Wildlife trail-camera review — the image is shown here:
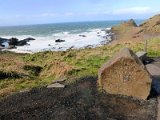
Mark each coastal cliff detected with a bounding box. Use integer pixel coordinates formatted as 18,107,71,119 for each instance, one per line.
111,14,160,43
0,14,160,120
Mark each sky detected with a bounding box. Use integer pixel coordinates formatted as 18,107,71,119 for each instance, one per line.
0,0,160,26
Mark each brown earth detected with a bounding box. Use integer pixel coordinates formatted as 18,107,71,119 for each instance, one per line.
0,76,157,120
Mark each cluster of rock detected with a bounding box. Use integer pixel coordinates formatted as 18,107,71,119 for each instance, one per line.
0,37,35,49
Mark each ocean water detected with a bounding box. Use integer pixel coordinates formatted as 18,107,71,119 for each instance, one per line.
0,20,144,53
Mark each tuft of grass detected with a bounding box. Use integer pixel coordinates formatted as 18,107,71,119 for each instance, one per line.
146,38,160,57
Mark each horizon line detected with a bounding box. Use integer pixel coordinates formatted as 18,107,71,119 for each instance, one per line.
0,18,146,28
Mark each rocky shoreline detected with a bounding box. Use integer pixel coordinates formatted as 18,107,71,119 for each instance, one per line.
0,29,114,53
0,37,35,50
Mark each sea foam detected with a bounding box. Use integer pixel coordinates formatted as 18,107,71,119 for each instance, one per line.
2,28,111,53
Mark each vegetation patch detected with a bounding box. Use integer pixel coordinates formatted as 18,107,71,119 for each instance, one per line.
23,65,42,76
0,37,160,97
0,71,23,79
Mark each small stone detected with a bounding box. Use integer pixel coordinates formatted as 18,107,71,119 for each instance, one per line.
55,39,65,42
79,35,86,37
47,83,65,88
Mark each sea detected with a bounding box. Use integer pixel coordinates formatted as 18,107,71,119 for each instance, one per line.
0,20,144,53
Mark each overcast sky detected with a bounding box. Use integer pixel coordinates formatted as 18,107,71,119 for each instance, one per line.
0,0,160,26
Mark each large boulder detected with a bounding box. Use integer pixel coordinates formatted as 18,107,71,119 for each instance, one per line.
98,48,152,100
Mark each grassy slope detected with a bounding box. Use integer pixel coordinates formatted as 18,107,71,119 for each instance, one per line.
0,37,160,97
1,14,160,97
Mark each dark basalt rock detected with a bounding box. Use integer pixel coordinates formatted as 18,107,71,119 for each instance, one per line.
0,37,8,44
17,40,28,46
55,39,65,42
8,38,19,46
0,37,36,48
23,37,35,42
79,35,86,37
1,44,5,47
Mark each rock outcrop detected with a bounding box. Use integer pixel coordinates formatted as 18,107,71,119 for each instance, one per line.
8,38,19,46
111,19,137,32
98,48,152,100
125,19,137,27
0,37,8,44
111,19,140,41
0,37,36,49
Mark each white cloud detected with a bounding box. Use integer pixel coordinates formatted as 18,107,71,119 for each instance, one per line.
64,12,74,16
40,13,57,17
84,11,110,16
113,7,151,15
39,12,74,17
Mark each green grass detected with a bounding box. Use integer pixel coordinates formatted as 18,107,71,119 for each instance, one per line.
0,38,160,97
147,38,160,57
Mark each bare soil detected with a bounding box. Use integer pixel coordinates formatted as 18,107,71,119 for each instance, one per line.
0,76,157,120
